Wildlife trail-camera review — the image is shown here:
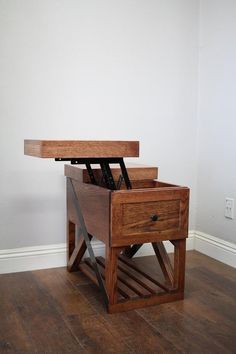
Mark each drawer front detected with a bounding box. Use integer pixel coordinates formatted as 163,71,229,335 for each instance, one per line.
111,188,189,246
122,200,180,234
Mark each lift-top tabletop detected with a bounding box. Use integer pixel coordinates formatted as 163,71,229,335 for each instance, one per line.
24,140,139,158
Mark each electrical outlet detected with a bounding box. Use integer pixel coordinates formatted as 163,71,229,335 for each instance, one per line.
225,198,234,219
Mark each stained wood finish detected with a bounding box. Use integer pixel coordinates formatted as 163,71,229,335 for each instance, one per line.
67,230,92,273
111,187,189,247
122,199,180,233
24,140,139,158
67,178,111,245
24,139,190,314
1,252,235,353
65,163,158,183
66,177,189,247
67,220,75,261
118,255,171,292
79,258,133,300
66,170,189,312
105,247,122,305
173,239,186,291
76,240,186,313
152,241,174,286
109,292,184,313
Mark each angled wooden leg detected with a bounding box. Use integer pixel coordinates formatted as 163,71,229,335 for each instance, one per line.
152,242,174,287
105,247,122,307
67,225,92,272
172,239,186,292
67,220,76,262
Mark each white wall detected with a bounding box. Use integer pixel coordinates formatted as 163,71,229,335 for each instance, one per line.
196,0,236,243
0,0,199,250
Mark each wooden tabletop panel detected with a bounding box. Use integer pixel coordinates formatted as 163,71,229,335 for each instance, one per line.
24,140,139,158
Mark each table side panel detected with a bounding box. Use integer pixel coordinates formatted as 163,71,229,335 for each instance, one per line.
67,179,111,245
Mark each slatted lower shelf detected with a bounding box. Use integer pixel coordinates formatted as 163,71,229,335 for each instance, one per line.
79,255,174,302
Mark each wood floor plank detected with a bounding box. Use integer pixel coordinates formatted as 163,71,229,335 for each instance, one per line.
76,283,181,353
137,303,232,354
0,274,33,354
35,267,133,354
0,271,84,354
65,314,134,354
172,295,236,350
190,265,236,300
0,251,236,354
34,267,96,319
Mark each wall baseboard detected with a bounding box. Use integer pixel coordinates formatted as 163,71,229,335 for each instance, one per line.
0,231,235,274
0,244,67,275
194,231,236,268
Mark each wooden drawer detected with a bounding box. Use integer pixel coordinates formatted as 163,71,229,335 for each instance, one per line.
111,181,189,247
67,174,189,247
122,199,181,234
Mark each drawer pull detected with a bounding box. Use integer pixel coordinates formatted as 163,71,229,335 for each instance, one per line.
150,214,158,221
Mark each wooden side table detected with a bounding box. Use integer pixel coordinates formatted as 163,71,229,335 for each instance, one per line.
24,139,189,313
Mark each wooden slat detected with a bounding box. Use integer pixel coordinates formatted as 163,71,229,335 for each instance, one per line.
119,255,171,292
96,257,151,298
24,140,139,158
92,260,132,300
117,261,156,295
82,259,135,300
108,292,184,314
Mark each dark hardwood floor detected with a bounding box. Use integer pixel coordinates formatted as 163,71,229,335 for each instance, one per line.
0,251,235,354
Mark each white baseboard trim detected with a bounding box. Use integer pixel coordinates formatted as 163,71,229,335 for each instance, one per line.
0,231,235,274
0,244,67,275
194,231,236,268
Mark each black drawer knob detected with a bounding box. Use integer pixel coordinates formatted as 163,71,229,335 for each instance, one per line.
150,214,158,221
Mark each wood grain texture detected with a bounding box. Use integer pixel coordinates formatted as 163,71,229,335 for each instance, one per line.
76,237,186,313
152,241,174,286
173,238,186,291
81,258,135,300
67,233,92,273
64,163,158,182
122,199,181,234
105,248,123,305
67,220,75,261
65,168,189,312
24,140,139,158
111,187,189,247
108,291,184,313
67,178,111,245
1,252,236,353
